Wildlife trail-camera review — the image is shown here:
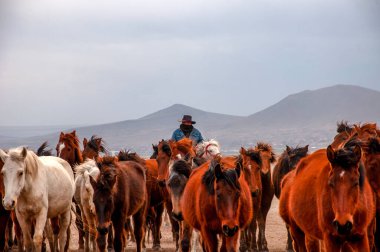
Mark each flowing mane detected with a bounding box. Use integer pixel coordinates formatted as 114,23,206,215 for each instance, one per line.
117,150,146,166
74,159,99,177
86,135,108,154
36,142,53,156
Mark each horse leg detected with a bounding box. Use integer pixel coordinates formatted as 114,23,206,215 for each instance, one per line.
258,173,274,252
5,213,13,251
16,215,32,252
11,212,23,252
288,224,306,252
33,209,48,252
0,206,11,252
107,224,114,252
50,217,60,252
64,212,71,252
165,200,180,250
152,203,164,250
44,220,54,252
285,225,294,252
374,210,380,251
112,219,125,252
58,210,71,252
75,203,85,250
180,221,193,252
80,206,90,252
305,236,319,252
132,204,146,252
200,228,218,252
87,214,97,251
323,234,342,252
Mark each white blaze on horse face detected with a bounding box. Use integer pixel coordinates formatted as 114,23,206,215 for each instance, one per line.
248,164,252,170
2,159,26,210
58,142,65,157
339,171,345,179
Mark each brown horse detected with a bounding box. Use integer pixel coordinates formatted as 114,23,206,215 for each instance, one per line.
181,156,253,252
238,147,264,252
254,142,275,252
272,145,308,252
117,150,166,250
82,135,107,160
56,130,84,250
280,138,376,251
90,157,147,252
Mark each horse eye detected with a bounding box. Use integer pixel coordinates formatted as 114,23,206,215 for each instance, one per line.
353,181,359,187
18,171,23,177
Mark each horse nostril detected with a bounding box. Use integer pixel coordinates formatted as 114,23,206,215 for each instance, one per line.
171,212,183,222
233,226,239,233
251,189,260,197
332,220,353,235
222,225,229,234
345,221,353,231
97,227,108,235
158,180,166,187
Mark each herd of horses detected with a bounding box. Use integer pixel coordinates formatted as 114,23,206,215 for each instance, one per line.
0,121,379,252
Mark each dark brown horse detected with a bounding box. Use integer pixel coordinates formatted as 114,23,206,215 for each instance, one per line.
280,137,376,251
56,130,84,250
272,145,308,252
90,157,147,252
82,135,107,160
254,142,276,252
181,156,253,251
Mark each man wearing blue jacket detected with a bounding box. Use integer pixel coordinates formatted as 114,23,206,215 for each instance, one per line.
171,115,204,145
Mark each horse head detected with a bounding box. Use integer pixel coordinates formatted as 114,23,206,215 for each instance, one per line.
196,139,221,160
202,156,242,237
83,135,107,160
0,147,30,210
326,140,364,236
167,159,192,222
239,147,262,197
56,130,83,166
286,145,309,169
255,142,276,174
156,139,172,187
90,156,118,239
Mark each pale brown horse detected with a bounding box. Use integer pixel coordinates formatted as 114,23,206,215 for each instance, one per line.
90,157,147,252
181,156,253,252
280,137,376,251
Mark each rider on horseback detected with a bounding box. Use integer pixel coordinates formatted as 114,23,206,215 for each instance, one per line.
171,115,204,145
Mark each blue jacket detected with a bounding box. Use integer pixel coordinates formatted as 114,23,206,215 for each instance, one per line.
171,128,204,145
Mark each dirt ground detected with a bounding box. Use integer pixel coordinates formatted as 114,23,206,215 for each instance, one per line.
68,197,288,252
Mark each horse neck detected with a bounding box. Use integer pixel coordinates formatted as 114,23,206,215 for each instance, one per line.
23,152,45,192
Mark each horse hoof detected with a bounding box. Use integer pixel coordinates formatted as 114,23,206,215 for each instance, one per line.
107,248,115,252
286,250,295,252
152,244,161,251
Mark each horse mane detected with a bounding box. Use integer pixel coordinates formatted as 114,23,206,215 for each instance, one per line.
9,148,39,179
332,139,362,169
171,160,192,178
176,139,193,154
86,135,108,154
276,145,308,180
74,159,98,177
160,141,172,156
337,121,353,133
117,150,145,165
195,139,220,155
256,142,276,162
202,159,241,195
36,142,53,156
243,148,262,165
95,156,118,191
192,156,207,167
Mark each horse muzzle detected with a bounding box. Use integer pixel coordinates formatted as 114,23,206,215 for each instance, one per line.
2,198,16,211
222,225,239,237
97,226,109,235
171,212,183,222
332,220,353,235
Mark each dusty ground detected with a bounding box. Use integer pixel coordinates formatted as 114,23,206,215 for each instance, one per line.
68,197,287,252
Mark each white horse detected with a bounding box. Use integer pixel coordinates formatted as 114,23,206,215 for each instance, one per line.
0,147,74,252
74,159,99,252
195,139,221,160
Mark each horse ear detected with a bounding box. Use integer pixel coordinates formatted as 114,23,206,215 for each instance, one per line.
326,145,335,164
213,162,223,180
71,130,76,136
60,132,64,139
240,147,246,155
303,145,309,152
270,152,276,163
21,147,27,159
83,138,88,148
96,138,102,147
0,149,9,163
286,145,291,153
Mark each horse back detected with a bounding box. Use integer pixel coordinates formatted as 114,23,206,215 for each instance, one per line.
117,161,147,217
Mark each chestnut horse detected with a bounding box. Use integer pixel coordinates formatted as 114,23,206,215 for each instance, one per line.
280,138,376,251
238,147,264,252
56,130,84,250
90,157,147,252
181,156,252,252
82,135,107,160
272,145,308,252
117,150,166,250
254,142,276,252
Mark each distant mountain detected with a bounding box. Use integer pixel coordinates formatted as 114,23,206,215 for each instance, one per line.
1,85,379,155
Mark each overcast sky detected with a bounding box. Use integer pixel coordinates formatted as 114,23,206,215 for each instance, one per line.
0,0,379,126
